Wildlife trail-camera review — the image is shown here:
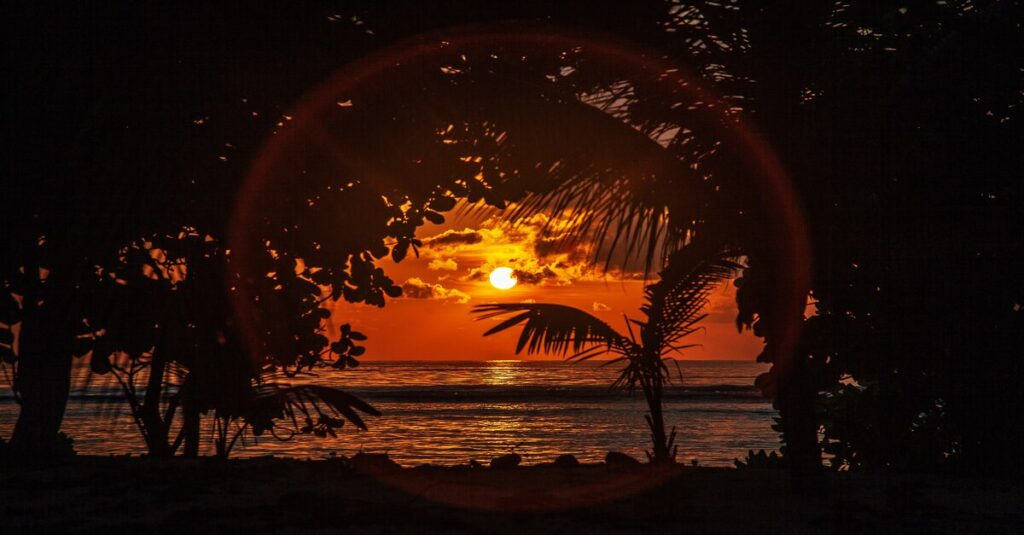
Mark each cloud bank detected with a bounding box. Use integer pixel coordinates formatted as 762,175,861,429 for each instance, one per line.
421,212,643,287
400,277,470,304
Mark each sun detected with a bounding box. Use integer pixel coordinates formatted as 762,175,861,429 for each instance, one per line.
489,267,518,290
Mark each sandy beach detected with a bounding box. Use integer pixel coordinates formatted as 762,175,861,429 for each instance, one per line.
2,456,1020,533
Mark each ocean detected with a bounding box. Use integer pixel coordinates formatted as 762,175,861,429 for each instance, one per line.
0,360,779,466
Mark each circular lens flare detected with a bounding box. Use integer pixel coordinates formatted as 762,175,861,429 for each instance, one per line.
489,267,518,290
230,23,811,512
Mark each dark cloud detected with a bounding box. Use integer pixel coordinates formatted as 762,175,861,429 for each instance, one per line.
533,236,587,262
465,265,558,285
464,268,488,282
532,236,564,258
513,266,559,285
424,229,483,247
400,277,469,303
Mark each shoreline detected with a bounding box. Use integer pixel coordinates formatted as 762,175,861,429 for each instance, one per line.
2,455,1020,533
0,361,778,467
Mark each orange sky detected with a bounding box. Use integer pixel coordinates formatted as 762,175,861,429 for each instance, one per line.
327,207,764,361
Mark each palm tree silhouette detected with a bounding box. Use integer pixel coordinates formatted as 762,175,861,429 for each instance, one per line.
473,244,739,463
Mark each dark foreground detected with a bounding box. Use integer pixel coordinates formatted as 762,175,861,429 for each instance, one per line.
2,456,1021,534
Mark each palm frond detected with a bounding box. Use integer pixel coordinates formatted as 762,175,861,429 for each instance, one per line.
253,383,380,431
472,303,629,357
640,244,743,353
455,79,710,279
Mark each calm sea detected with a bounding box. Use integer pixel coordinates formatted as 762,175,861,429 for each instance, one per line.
0,360,778,466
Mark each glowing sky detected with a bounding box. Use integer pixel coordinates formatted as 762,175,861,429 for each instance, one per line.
327,208,763,361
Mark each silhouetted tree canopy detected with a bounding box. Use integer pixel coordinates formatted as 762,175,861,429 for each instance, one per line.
2,1,1020,478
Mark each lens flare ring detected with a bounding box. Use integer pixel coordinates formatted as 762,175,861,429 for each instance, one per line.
228,23,810,511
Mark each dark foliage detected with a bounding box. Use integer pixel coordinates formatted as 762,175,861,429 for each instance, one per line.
734,449,785,470
2,1,1019,479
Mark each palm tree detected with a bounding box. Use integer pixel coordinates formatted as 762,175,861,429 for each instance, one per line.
473,245,740,464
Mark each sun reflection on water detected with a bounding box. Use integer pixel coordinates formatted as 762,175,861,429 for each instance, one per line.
0,360,778,466
482,359,524,386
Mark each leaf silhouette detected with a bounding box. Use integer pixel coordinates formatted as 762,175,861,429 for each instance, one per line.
473,303,629,357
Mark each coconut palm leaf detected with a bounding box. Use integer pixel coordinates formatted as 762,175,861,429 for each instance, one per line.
251,383,381,432
473,303,630,357
415,66,717,278
641,244,743,353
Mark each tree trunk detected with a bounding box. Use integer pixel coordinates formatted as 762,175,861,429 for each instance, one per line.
643,372,673,464
646,405,670,462
8,298,75,460
777,356,822,488
180,375,201,457
138,348,171,456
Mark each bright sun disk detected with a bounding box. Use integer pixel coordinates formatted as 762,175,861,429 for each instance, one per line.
489,267,518,290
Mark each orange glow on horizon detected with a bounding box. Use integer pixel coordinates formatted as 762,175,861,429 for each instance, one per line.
326,210,764,361
230,27,808,366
